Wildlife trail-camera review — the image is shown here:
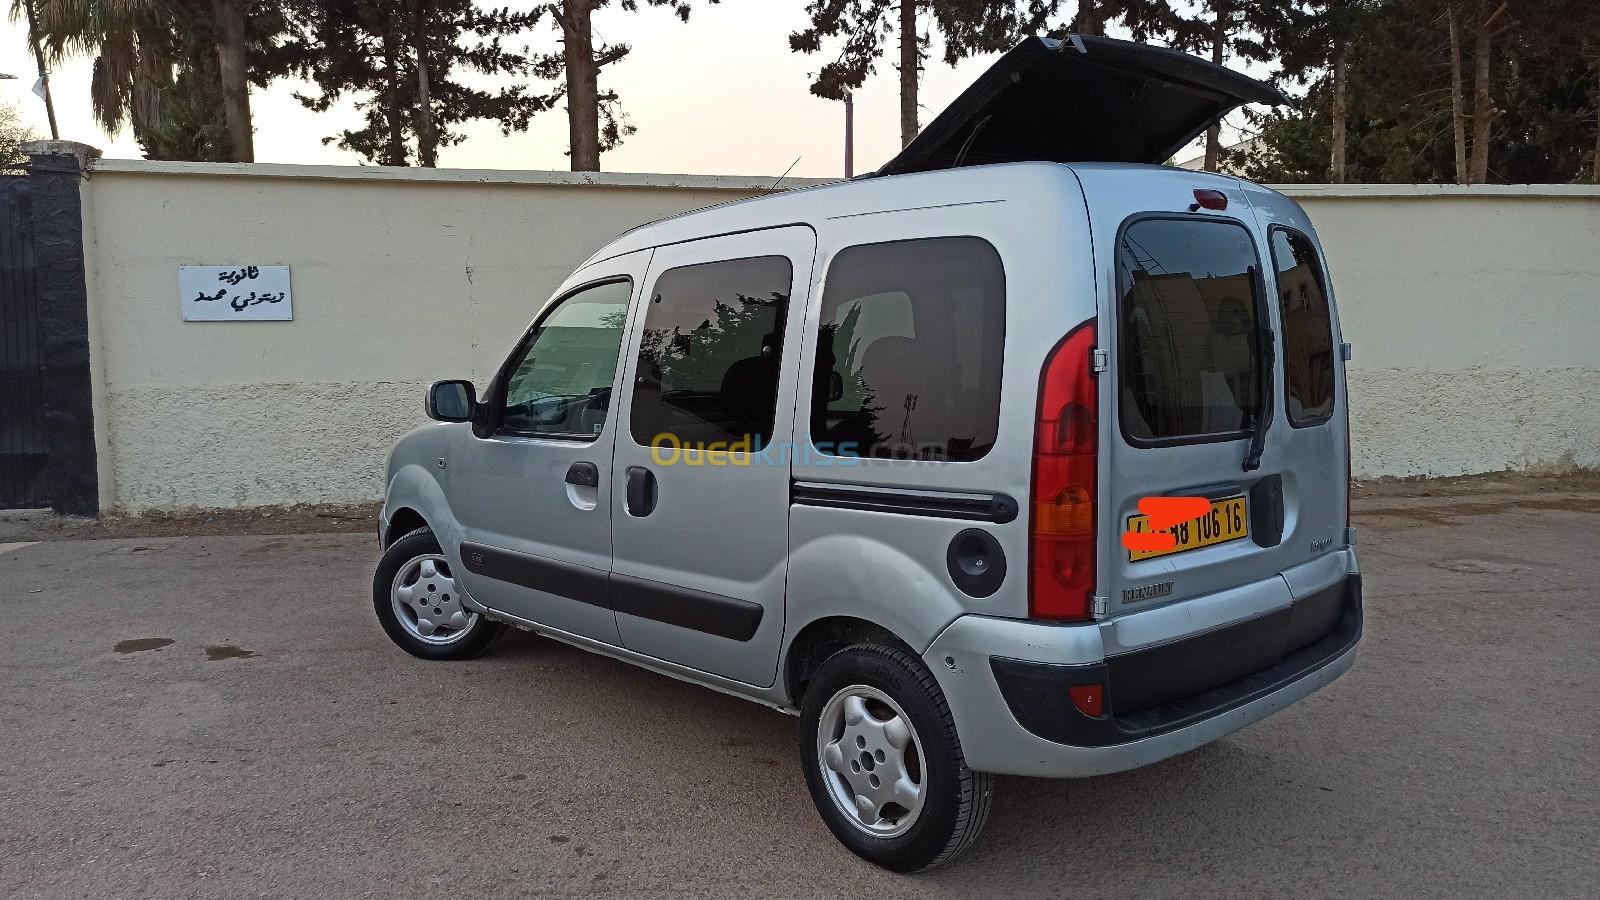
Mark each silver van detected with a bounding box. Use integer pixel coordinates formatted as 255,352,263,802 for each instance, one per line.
373,36,1361,871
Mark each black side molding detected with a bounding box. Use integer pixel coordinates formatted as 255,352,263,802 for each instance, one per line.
460,543,612,609
456,542,763,642
610,573,764,642
792,483,1018,524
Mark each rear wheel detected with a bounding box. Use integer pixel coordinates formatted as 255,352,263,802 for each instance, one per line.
799,643,993,872
373,527,501,660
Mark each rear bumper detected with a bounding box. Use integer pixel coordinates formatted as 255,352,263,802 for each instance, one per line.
925,572,1361,778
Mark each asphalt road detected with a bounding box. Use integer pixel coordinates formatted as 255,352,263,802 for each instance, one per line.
2,487,1596,898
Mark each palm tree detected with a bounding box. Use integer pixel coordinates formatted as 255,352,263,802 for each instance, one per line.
19,0,175,137
22,0,258,161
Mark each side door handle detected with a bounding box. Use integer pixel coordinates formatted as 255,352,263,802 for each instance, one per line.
565,461,600,488
625,466,657,517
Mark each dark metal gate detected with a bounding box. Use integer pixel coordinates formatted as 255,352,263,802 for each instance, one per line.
1,175,48,508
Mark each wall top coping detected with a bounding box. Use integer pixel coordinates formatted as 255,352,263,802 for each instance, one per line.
88,158,1600,200
89,158,837,192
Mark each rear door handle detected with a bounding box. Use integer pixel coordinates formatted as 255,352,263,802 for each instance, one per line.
625,466,657,517
565,461,599,488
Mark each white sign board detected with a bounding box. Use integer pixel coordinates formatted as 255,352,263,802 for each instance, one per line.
180,265,293,321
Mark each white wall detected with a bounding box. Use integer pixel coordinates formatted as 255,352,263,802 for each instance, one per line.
80,162,807,511
1290,184,1600,479
78,163,1600,511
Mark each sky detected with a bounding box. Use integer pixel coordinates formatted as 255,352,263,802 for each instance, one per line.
1,3,1247,179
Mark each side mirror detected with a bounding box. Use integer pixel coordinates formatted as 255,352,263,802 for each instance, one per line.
828,370,845,402
427,380,477,422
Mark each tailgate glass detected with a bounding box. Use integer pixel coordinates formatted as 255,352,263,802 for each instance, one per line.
1269,228,1336,426
1117,218,1263,444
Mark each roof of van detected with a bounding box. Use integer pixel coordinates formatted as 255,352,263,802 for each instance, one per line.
580,36,1287,268
580,162,1250,268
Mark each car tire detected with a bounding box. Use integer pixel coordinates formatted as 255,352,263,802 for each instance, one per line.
799,642,993,872
373,526,501,660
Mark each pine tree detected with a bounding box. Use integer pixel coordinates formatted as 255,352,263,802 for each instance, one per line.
288,0,552,167
527,1,717,172
790,1,1061,151
1168,1,1290,171
1240,0,1599,184
1056,0,1182,39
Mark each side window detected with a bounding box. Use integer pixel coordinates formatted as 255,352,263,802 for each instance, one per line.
629,256,792,451
811,237,1005,461
500,279,633,439
1118,218,1262,443
1269,228,1336,426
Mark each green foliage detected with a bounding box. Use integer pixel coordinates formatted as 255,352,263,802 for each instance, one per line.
790,0,1060,102
135,57,232,162
25,0,291,161
1,100,36,171
1242,0,1600,183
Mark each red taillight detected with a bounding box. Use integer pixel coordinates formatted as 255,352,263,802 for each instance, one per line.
1029,322,1097,621
1192,188,1228,210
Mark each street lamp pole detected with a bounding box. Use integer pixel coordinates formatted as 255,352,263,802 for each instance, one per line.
22,0,61,140
844,91,854,178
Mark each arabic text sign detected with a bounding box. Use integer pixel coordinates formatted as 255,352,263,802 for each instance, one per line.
180,265,293,321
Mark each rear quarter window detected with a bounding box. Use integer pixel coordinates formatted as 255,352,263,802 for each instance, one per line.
1117,217,1263,444
810,237,1005,461
1269,228,1337,426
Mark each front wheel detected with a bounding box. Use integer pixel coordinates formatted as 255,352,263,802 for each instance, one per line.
799,643,993,872
373,526,501,660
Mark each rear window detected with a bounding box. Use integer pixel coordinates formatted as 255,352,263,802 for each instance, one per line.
1269,228,1336,426
810,237,1005,461
1118,218,1262,444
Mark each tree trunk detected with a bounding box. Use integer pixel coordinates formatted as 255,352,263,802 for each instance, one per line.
1447,4,1468,183
1468,1,1494,184
1330,38,1347,183
22,0,59,140
382,9,406,166
1593,74,1600,183
561,0,601,171
1075,0,1104,35
1204,3,1226,171
899,0,919,149
211,0,253,163
414,2,437,168
1590,51,1599,183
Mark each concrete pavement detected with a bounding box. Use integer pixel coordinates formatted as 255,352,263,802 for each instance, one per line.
1,488,1596,898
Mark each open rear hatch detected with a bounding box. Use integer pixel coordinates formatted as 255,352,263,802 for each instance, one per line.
875,35,1288,176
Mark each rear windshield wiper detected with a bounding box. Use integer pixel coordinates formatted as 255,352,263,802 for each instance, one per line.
1243,324,1274,472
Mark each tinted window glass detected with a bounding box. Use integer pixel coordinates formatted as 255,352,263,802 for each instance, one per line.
811,237,1004,461
1270,229,1336,425
501,279,632,438
1118,219,1261,442
630,256,791,450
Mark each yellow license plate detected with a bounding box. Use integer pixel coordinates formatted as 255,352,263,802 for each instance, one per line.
1125,496,1249,561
